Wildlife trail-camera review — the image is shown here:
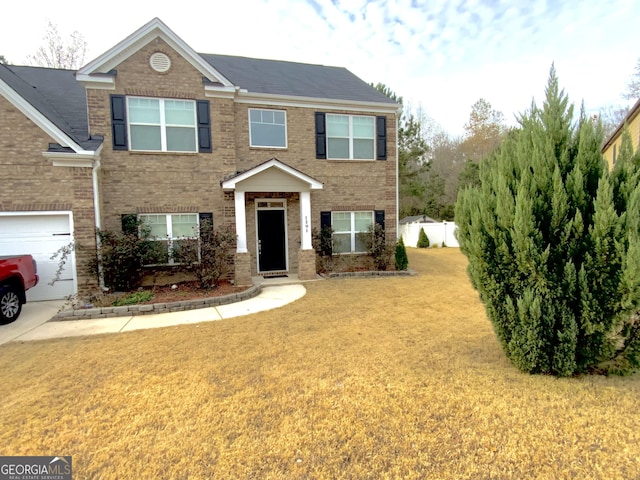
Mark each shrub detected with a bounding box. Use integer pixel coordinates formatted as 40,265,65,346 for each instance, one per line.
455,66,640,376
173,221,236,290
417,228,430,248
364,223,395,271
395,237,409,270
93,222,161,292
312,225,334,257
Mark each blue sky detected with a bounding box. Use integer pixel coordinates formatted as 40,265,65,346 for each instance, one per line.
2,0,639,135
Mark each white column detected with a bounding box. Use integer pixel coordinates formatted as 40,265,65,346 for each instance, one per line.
234,190,248,253
300,191,312,250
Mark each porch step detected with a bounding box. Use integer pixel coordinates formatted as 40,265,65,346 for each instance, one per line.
261,271,288,278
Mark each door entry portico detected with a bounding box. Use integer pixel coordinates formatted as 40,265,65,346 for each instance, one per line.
256,200,287,272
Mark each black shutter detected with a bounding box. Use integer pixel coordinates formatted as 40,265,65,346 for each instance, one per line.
375,210,385,243
121,214,138,235
376,116,387,160
110,95,128,150
315,112,326,159
199,212,213,238
197,100,212,153
320,211,332,256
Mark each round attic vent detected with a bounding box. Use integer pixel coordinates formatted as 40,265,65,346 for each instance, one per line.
150,52,171,73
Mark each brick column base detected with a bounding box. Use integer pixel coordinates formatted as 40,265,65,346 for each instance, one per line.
235,251,253,286
298,249,317,281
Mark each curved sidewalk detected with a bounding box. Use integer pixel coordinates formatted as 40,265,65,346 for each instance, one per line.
10,284,306,343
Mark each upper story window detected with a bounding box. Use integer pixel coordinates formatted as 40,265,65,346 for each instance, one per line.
326,114,375,160
249,108,287,148
315,112,386,161
128,97,197,152
110,95,212,153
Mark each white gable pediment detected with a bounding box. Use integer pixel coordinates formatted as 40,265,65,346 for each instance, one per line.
76,18,234,88
222,158,323,192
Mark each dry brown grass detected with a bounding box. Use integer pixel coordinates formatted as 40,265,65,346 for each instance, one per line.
2,248,640,479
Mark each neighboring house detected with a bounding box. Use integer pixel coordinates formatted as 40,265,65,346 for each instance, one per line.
399,215,436,225
0,18,399,300
602,97,640,169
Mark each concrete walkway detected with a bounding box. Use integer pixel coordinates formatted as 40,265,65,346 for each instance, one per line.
4,284,306,344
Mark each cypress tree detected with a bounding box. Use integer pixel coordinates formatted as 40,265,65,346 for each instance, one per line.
395,237,409,271
417,228,430,248
455,66,640,375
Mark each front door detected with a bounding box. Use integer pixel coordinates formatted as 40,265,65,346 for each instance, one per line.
257,203,287,272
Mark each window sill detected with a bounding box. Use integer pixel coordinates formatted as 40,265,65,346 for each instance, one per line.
249,146,288,150
127,151,199,156
326,158,376,162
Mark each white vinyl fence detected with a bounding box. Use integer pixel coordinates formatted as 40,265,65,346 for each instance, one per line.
400,221,459,248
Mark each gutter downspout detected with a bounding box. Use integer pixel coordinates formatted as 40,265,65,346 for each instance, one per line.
396,105,401,240
92,156,105,290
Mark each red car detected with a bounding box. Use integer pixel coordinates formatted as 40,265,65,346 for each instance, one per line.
0,255,39,324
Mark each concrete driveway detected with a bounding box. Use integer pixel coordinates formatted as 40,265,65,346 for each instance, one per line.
0,300,66,346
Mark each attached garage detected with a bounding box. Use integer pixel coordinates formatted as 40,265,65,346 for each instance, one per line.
0,212,76,301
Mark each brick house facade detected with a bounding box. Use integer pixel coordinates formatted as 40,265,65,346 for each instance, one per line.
0,18,398,300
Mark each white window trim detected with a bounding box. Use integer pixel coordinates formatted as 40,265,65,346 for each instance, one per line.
255,198,289,273
139,213,199,265
248,108,288,149
332,210,374,254
127,97,197,153
326,114,375,160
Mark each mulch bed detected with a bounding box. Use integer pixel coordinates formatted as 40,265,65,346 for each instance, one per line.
138,281,248,304
85,281,251,308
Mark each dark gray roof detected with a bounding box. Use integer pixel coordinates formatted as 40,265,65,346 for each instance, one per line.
0,64,95,149
0,54,395,153
201,53,396,104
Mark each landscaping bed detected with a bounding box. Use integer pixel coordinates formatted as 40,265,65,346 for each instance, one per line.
53,281,258,321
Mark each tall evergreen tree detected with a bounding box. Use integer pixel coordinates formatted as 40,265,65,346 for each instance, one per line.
455,66,640,376
372,83,430,218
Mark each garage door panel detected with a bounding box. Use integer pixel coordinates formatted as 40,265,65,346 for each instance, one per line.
0,214,76,301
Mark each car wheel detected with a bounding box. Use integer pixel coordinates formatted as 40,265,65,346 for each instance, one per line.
0,285,23,324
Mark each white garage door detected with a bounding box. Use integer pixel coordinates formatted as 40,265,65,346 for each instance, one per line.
0,213,76,301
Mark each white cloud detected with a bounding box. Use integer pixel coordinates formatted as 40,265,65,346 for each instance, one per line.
1,0,639,135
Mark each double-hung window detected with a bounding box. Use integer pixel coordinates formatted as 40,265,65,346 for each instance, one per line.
139,213,199,264
326,114,375,160
331,211,374,254
128,97,197,152
249,109,287,148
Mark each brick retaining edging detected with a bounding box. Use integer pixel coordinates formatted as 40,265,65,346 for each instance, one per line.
325,269,416,279
51,285,263,321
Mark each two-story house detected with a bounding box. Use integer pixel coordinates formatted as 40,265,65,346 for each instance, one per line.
0,18,399,301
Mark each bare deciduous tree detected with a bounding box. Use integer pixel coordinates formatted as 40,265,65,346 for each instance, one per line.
598,104,630,139
623,57,640,101
27,21,87,70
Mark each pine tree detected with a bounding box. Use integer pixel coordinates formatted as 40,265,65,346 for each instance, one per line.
455,66,640,376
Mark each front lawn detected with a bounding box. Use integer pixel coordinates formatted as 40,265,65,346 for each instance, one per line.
1,248,639,478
